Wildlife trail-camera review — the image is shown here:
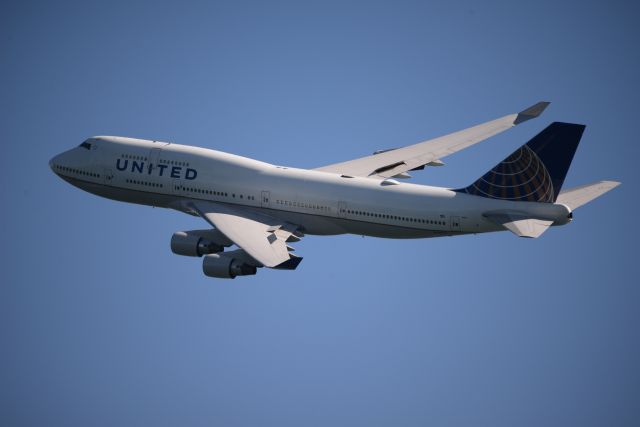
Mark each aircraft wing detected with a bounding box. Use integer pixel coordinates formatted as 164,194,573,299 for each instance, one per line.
187,200,302,268
314,101,550,179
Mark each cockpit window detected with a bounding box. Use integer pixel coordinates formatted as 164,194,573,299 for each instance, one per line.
79,141,92,150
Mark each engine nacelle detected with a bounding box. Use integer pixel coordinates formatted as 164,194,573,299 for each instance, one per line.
202,254,257,279
171,230,225,257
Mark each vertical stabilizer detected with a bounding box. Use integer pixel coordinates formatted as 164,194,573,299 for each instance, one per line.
456,122,585,203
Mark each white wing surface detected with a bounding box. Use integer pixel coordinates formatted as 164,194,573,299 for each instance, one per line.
499,218,553,238
484,212,553,238
556,181,621,210
188,200,301,268
314,101,550,179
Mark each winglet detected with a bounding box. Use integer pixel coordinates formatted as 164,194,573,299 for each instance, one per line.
514,101,551,125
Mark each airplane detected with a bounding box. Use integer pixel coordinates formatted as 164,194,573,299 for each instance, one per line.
50,102,620,278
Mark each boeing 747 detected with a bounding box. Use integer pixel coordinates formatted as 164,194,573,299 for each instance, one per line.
50,102,619,278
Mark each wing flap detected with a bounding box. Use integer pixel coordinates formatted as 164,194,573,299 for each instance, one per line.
314,101,550,179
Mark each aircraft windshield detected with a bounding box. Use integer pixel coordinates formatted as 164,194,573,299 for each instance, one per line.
79,141,92,150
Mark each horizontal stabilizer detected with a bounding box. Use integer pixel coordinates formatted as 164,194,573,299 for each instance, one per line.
502,218,553,238
556,181,621,210
484,212,553,238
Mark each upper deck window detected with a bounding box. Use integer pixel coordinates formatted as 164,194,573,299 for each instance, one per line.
79,141,92,150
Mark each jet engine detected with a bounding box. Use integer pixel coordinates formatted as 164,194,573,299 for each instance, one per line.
170,229,231,257
202,254,257,279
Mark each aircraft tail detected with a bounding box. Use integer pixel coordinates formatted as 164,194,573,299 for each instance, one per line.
456,122,585,203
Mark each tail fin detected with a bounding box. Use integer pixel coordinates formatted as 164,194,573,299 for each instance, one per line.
456,122,585,203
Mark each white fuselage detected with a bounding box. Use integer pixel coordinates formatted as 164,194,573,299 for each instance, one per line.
50,136,572,238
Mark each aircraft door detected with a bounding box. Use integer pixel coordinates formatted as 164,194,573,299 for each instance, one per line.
173,179,182,195
103,168,114,184
338,201,347,218
149,148,161,169
450,216,461,231
88,142,98,165
261,191,270,208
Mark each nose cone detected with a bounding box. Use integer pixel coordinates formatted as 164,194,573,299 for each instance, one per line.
49,154,59,172
49,148,78,176
49,152,68,175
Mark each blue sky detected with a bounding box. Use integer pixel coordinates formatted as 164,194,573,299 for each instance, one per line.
1,1,638,426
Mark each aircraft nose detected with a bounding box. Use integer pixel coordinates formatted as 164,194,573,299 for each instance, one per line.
49,150,74,174
49,153,63,172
